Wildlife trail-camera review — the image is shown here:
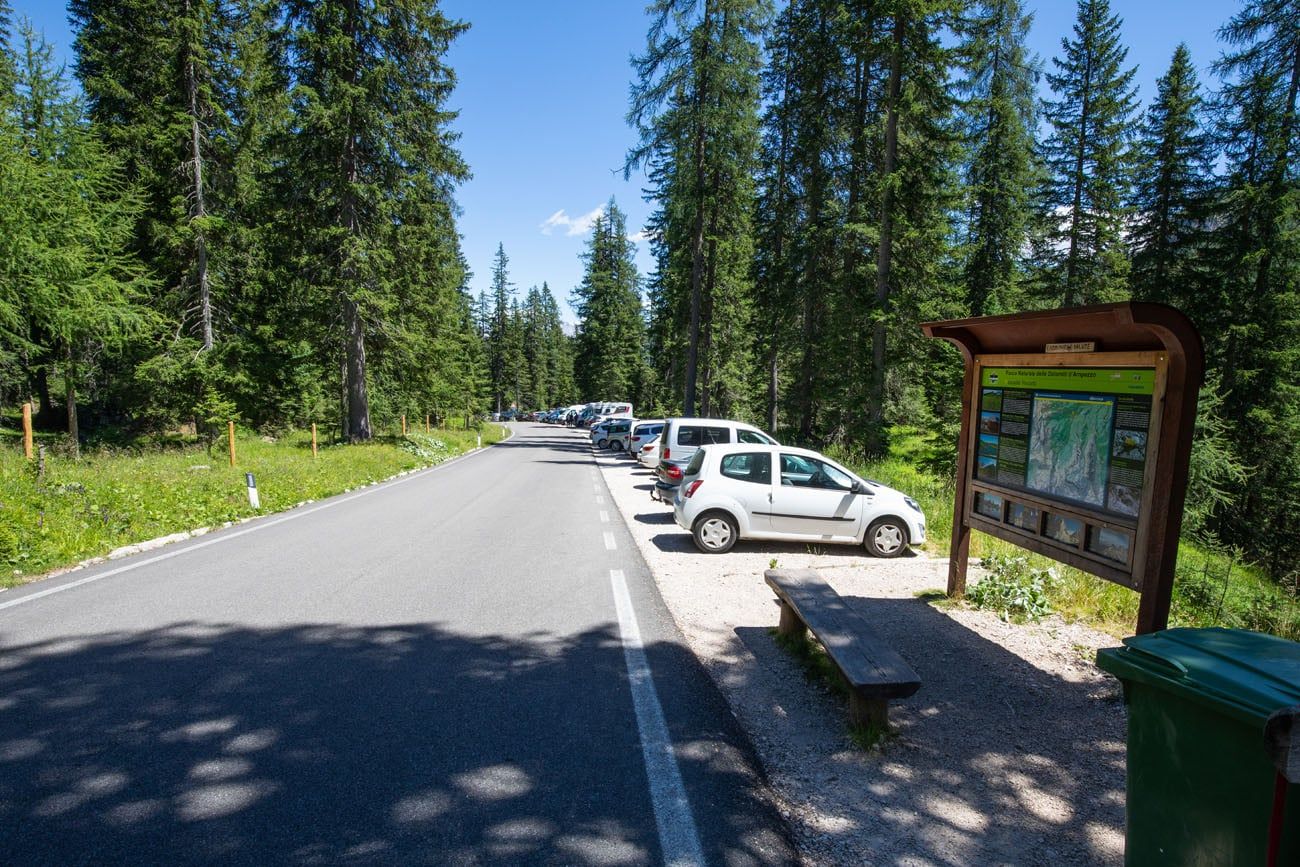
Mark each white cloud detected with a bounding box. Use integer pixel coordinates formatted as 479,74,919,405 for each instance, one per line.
539,205,605,237
627,230,654,244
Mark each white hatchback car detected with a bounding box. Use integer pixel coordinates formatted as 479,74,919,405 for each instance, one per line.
672,443,926,557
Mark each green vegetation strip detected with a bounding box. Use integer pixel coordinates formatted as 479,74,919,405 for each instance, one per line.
0,426,505,588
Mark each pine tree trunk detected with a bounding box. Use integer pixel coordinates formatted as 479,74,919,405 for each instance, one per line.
185,0,213,351
64,342,79,459
683,0,714,417
868,15,904,458
343,295,371,442
1064,45,1094,307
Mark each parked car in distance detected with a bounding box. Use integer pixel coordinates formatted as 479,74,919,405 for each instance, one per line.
636,435,661,468
672,443,925,557
590,418,622,448
624,420,664,457
653,418,777,502
600,419,640,451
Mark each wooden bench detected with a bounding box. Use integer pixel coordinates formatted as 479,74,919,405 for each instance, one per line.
765,568,921,729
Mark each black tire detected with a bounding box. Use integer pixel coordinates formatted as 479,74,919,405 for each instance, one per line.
610,440,624,452
692,511,739,554
597,438,609,449
864,517,909,558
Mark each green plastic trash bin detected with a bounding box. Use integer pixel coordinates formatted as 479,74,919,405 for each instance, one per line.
1097,627,1300,866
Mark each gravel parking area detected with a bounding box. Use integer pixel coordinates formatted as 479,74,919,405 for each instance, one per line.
587,434,1127,866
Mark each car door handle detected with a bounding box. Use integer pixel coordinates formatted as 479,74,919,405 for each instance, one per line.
767,492,773,502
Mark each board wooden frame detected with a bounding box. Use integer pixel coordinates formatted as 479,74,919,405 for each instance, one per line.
921,303,1203,634
963,351,1166,591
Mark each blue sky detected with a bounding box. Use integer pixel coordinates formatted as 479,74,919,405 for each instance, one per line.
15,1,1238,327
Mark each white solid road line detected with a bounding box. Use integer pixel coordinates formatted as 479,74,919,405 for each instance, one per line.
0,445,492,614
608,569,706,867
603,531,617,551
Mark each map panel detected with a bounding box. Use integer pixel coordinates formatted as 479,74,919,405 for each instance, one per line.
976,366,1154,519
1026,394,1113,507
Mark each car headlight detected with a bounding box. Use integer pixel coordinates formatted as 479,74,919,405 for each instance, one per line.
904,496,922,513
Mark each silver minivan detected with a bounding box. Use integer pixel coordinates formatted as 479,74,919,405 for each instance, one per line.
652,417,777,501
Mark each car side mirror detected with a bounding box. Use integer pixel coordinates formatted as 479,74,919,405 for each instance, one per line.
852,481,870,495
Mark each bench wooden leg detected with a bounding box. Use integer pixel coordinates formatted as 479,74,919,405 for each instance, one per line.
849,694,888,730
777,600,806,642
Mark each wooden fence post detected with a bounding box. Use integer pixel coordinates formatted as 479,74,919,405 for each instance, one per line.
401,414,407,436
425,414,430,433
228,420,236,467
22,402,33,460
311,423,318,458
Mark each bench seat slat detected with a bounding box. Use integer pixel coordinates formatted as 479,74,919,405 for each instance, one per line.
766,568,920,701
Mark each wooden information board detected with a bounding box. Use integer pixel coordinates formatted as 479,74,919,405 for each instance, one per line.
922,303,1203,633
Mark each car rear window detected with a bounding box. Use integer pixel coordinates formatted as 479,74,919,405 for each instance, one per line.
680,425,731,446
737,428,776,445
685,448,707,476
720,452,771,485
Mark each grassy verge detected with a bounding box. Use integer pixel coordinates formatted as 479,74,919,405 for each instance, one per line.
0,424,506,588
838,426,1300,641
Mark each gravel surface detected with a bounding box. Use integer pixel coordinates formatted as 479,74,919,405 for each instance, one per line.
591,439,1127,867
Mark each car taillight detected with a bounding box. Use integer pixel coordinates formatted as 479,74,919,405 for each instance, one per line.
666,464,683,481
684,480,703,498
663,447,670,459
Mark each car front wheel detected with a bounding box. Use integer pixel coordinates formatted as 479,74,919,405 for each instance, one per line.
693,511,738,554
597,438,609,449
865,518,908,558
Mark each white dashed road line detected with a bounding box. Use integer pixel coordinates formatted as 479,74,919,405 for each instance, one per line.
603,531,617,551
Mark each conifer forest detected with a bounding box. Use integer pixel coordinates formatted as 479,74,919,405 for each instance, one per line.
2,0,1299,597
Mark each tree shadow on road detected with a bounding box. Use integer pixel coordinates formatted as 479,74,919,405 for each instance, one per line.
0,622,793,866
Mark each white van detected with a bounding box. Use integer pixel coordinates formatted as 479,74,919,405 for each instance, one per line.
652,417,777,501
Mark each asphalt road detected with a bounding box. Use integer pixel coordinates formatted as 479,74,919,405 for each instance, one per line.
0,423,796,866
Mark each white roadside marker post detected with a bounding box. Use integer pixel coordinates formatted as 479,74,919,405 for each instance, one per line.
245,472,261,510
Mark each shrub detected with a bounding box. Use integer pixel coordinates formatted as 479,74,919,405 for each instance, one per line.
969,553,1057,622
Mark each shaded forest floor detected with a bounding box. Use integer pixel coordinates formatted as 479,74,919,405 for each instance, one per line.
844,426,1300,642
0,422,506,587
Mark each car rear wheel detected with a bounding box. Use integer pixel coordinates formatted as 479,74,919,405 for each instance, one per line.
610,440,623,452
597,438,609,449
693,511,738,554
865,518,908,558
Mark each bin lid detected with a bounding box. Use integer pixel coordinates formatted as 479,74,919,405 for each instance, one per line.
1097,627,1300,726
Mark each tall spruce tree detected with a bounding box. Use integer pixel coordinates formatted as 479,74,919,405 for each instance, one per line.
487,243,513,413
956,0,1040,316
1207,0,1300,574
282,0,468,441
70,0,230,351
1129,44,1213,308
572,200,645,402
1038,0,1137,307
627,0,769,417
